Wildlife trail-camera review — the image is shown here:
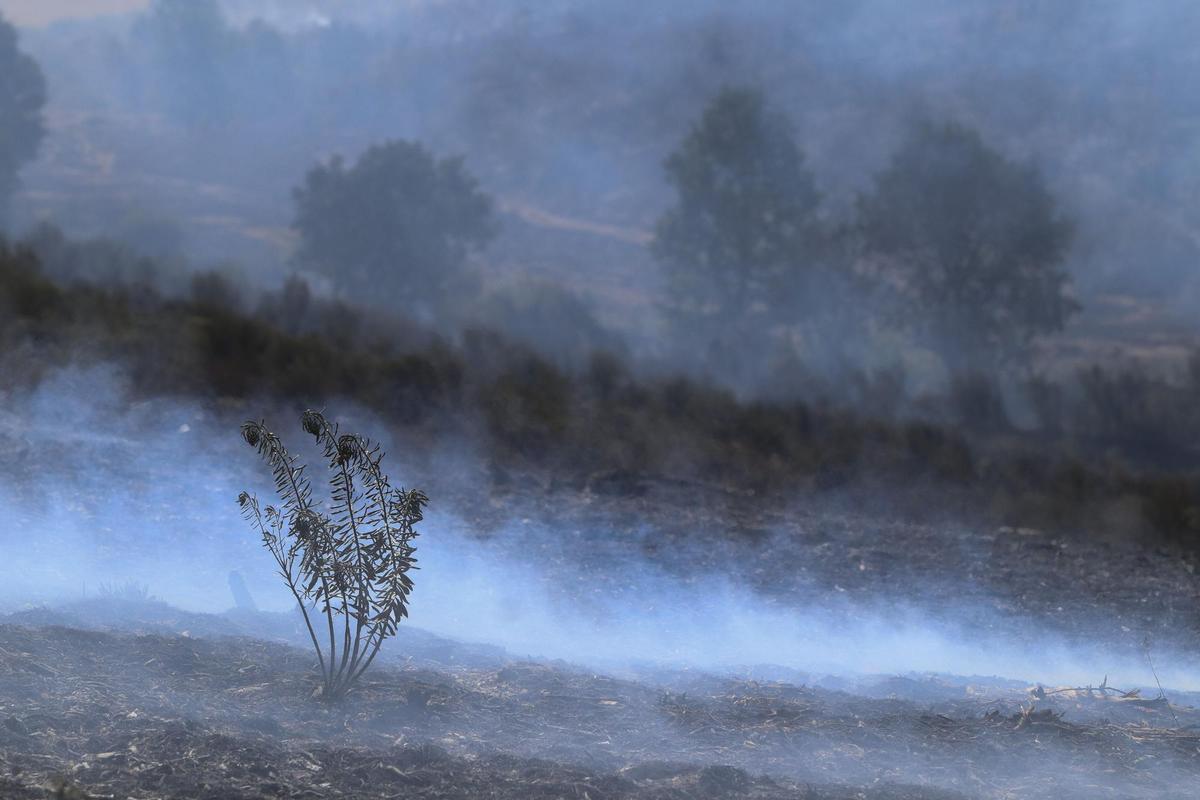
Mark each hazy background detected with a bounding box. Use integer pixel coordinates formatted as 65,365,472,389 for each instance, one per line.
0,0,148,27
2,0,1200,699
4,0,1200,368
5,364,1198,695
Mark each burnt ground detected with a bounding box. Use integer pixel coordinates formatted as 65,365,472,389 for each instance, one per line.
450,471,1200,661
3,431,1200,798
0,599,1198,800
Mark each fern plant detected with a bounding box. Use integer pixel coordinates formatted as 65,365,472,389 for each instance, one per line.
237,409,426,700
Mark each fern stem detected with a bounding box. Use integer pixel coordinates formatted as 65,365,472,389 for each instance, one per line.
274,439,339,693
348,627,387,686
331,448,369,691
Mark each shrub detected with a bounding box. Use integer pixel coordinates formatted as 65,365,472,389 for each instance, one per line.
947,372,1010,433
97,580,154,603
482,356,571,456
238,410,427,700
292,139,494,315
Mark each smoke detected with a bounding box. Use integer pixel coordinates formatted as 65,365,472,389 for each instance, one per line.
3,364,1198,695
0,364,263,610
4,0,1195,407
4,9,1200,797
415,526,1200,691
14,1,1200,331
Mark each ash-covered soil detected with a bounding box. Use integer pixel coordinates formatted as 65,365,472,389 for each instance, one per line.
0,608,1197,800
4,412,1200,798
454,471,1200,659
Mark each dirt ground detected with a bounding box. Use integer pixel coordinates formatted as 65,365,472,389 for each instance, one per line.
450,472,1200,658
1,597,1198,800
3,436,1200,798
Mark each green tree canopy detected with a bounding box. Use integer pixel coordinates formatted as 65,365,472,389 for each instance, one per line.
857,122,1076,371
292,140,495,318
651,87,825,366
0,12,47,224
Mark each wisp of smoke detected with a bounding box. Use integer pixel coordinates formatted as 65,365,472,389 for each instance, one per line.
2,365,1198,694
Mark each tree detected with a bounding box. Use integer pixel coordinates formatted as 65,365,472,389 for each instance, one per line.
133,0,233,124
651,87,825,370
0,12,47,225
292,140,495,319
471,281,625,366
239,410,426,700
857,122,1076,372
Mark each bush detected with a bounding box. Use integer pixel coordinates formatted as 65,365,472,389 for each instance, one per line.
482,356,572,456
97,580,155,603
947,372,1010,433
238,410,427,700
8,236,1200,550
292,140,494,316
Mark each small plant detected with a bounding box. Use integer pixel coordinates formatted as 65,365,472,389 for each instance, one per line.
96,580,154,603
238,409,426,700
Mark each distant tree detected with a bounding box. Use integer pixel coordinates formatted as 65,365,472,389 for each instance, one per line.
292,140,495,319
133,0,232,124
0,13,47,225
471,281,625,366
857,122,1076,372
651,87,825,369
234,20,296,118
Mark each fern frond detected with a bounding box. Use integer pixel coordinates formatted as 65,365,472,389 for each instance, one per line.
239,409,425,700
